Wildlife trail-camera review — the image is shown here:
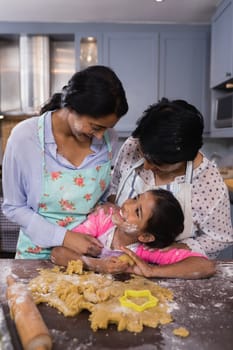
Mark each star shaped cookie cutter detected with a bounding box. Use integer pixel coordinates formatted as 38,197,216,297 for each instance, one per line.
119,289,158,312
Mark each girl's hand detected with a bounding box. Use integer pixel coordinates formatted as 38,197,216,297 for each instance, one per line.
63,230,103,257
120,246,155,278
83,256,129,274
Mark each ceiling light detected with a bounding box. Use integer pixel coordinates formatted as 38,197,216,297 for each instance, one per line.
155,0,164,2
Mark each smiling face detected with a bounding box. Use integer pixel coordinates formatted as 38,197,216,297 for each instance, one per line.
68,110,119,141
113,192,157,235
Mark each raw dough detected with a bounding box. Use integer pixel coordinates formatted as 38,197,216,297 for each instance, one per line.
29,260,174,333
118,254,135,266
173,327,190,337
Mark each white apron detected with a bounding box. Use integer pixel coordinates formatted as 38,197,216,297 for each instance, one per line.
115,159,194,240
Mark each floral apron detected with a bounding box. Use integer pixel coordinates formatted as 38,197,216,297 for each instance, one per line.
16,115,112,259
115,158,194,240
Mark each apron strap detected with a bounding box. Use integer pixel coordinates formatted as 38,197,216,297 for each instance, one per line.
103,130,112,160
116,158,144,202
185,161,194,184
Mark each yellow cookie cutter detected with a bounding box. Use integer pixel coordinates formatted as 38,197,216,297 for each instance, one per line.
119,289,158,312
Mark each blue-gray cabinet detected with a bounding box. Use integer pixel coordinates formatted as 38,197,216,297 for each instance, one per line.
102,28,210,135
210,0,233,87
159,31,210,133
0,22,210,136
103,32,159,134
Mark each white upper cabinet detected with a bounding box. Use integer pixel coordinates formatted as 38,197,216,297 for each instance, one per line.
210,0,233,87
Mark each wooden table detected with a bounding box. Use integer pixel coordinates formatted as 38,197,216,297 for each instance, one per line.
0,259,233,350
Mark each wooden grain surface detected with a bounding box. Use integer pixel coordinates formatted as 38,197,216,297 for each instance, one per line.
0,259,233,350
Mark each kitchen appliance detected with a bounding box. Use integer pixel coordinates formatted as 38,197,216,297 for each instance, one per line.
0,34,75,115
19,35,50,114
214,92,233,128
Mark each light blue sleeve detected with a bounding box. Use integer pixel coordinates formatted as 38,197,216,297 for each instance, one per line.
2,118,66,247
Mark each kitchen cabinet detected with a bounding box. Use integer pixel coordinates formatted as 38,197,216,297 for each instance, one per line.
210,0,233,88
103,32,159,134
102,29,210,135
75,33,103,71
159,31,210,133
0,22,210,137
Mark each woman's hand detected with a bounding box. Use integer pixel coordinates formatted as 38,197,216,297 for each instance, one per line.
51,246,81,267
63,230,103,257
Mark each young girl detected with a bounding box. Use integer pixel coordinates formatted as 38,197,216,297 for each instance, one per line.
51,189,215,279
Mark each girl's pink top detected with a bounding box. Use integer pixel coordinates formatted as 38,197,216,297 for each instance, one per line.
73,208,207,265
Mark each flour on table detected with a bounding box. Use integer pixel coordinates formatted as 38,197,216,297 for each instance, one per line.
28,261,176,333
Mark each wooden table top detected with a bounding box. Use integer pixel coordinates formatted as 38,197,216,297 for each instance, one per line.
0,259,233,350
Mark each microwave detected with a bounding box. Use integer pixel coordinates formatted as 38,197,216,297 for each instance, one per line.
214,93,233,128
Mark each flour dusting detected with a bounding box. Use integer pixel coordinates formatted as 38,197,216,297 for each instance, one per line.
0,306,13,350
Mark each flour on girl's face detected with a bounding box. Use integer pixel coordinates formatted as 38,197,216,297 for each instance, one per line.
111,211,139,235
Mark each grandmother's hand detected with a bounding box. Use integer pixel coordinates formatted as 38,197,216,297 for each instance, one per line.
63,230,103,257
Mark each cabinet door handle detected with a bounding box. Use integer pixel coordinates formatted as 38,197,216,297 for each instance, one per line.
226,72,231,77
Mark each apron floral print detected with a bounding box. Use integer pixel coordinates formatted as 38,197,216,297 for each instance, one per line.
16,114,112,259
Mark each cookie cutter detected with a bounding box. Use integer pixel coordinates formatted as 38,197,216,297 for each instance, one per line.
119,289,158,312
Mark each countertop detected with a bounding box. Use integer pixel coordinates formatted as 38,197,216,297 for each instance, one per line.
220,167,233,195
223,179,233,203
0,259,233,350
225,178,233,193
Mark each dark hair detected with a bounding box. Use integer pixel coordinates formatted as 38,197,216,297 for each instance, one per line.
40,65,128,119
143,189,184,248
132,98,204,164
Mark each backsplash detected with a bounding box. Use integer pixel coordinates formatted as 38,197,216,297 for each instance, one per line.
202,137,233,168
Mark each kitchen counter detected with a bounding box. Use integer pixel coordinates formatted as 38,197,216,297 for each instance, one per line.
0,259,233,350
225,179,233,193
223,179,233,204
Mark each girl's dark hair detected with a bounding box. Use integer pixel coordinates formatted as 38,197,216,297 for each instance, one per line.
132,97,204,164
40,65,128,118
144,189,184,248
